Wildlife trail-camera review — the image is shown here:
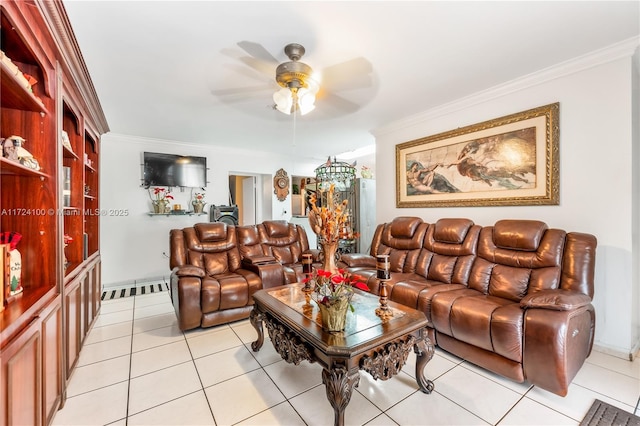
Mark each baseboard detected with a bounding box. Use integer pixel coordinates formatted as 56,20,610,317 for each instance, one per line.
102,275,168,291
101,279,169,300
593,343,639,361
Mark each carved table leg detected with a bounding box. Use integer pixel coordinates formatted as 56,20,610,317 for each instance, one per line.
322,364,360,426
414,334,435,394
250,306,264,352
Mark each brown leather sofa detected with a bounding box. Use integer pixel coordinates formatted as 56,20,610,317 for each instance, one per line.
170,220,317,331
169,222,282,331
340,216,597,396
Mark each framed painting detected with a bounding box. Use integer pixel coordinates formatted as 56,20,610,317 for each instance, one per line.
396,102,559,207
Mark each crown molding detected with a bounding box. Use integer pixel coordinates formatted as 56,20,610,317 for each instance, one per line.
38,0,109,134
373,37,640,138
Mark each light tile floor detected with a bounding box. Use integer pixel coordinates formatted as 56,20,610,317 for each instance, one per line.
53,290,640,425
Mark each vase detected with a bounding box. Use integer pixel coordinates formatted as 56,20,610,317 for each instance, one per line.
192,201,204,214
152,200,167,214
317,296,351,332
320,241,339,274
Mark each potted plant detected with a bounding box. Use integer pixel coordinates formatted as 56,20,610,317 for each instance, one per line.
303,268,368,332
192,192,206,214
149,187,173,213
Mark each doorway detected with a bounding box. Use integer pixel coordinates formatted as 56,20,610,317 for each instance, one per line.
229,173,272,225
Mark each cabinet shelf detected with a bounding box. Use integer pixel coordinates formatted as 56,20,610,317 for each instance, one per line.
0,284,56,340
0,60,47,113
0,157,49,178
84,163,96,173
63,145,79,160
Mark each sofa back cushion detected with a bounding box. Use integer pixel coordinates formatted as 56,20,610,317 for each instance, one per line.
181,223,242,274
236,225,266,259
416,218,480,284
258,220,309,265
370,217,428,273
469,221,566,302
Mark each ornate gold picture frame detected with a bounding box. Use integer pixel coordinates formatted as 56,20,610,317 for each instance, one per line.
396,103,559,207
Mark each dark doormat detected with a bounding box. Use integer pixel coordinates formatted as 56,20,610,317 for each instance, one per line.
580,399,640,426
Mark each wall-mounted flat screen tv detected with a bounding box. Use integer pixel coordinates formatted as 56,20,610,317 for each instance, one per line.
142,152,207,188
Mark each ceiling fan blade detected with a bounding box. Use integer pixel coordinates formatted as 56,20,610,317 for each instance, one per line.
238,56,277,77
238,40,279,64
221,62,274,83
321,57,373,90
317,90,361,114
211,85,273,97
211,86,274,104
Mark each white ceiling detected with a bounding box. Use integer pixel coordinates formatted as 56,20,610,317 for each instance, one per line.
63,1,639,164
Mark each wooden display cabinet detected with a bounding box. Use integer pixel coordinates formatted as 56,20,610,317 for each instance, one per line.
0,2,108,424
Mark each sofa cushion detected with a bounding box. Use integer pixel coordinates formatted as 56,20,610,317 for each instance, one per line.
389,216,423,239
201,273,250,312
493,220,547,251
195,222,228,242
263,220,291,238
433,218,474,244
488,265,530,302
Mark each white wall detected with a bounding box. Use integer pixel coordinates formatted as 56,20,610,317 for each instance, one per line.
99,134,319,286
373,40,639,358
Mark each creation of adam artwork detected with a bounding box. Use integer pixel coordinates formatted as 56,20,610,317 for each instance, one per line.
405,127,536,196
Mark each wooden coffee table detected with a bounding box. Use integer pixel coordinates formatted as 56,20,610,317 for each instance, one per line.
250,284,434,426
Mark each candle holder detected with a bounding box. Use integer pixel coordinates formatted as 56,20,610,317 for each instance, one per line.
375,255,393,320
302,253,314,306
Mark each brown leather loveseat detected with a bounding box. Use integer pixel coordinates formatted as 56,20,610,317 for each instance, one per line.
169,222,279,330
170,220,317,331
341,216,597,396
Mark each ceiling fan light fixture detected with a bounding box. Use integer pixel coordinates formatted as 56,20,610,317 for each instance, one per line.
273,87,294,114
273,43,320,116
297,87,316,115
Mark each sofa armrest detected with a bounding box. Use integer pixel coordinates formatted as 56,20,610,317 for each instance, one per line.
340,253,376,268
174,265,206,278
170,272,203,331
242,261,285,289
242,255,277,266
520,289,592,311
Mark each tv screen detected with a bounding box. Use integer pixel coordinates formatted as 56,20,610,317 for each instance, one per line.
142,152,207,188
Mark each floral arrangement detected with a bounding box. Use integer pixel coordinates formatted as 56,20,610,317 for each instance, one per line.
150,187,174,203
308,184,349,245
361,165,373,179
304,268,368,311
193,192,205,204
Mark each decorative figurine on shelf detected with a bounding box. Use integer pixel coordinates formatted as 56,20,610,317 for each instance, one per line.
2,137,18,161
0,232,23,302
149,187,174,214
63,234,74,269
192,191,206,214
22,72,37,92
7,135,40,170
361,165,373,179
61,130,74,154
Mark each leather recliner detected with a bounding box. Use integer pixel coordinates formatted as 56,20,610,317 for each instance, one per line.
169,222,279,331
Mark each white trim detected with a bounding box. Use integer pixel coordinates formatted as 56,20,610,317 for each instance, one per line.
372,37,640,138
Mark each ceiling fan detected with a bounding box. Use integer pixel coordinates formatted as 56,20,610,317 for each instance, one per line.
213,41,375,118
